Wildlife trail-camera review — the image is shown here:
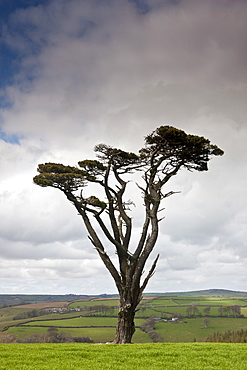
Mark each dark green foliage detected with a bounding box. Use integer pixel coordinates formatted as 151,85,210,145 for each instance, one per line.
85,196,107,209
33,163,89,191
33,126,223,201
78,159,106,175
94,144,142,174
94,144,140,162
141,126,224,172
13,309,48,320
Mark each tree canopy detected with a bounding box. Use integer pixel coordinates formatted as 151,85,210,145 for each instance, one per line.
33,125,224,343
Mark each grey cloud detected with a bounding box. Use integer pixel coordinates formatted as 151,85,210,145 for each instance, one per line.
0,258,107,282
0,238,96,260
2,0,246,143
0,183,85,243
166,255,199,271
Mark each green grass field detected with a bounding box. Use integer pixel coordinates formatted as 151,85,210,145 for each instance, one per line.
143,305,222,317
21,316,145,327
5,326,150,343
2,295,247,344
171,298,247,306
69,299,120,309
5,316,247,344
149,297,247,306
22,316,119,327
0,343,247,369
144,298,176,306
5,316,147,343
155,317,247,342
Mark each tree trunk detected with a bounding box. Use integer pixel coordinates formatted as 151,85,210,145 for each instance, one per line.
113,301,136,344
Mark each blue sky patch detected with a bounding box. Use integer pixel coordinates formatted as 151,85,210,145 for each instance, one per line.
0,44,20,88
0,129,20,144
0,0,47,21
0,0,49,88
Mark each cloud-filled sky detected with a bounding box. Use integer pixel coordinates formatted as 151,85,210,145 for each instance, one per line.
0,0,247,295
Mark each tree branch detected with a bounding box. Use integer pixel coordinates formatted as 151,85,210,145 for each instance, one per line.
139,254,159,298
65,191,122,293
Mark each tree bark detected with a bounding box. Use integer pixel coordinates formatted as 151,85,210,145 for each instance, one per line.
113,300,136,344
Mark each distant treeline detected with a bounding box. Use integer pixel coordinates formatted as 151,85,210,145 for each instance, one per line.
183,304,243,318
0,326,94,343
206,329,247,343
140,316,162,343
13,309,49,320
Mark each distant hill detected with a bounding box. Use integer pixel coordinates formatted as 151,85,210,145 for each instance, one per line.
0,289,246,306
148,289,247,297
0,294,98,306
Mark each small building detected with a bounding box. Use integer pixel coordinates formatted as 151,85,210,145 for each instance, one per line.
153,318,162,323
169,317,179,323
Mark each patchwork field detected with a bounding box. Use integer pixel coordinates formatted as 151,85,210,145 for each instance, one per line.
1,294,247,343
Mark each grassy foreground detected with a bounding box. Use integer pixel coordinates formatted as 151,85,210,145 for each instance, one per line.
0,343,247,369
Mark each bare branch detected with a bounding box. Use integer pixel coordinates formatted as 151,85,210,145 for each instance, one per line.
139,254,160,297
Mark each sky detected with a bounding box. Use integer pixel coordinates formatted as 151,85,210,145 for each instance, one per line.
0,0,247,296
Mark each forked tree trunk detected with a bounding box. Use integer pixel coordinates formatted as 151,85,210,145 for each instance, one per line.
111,253,159,343
113,300,136,344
